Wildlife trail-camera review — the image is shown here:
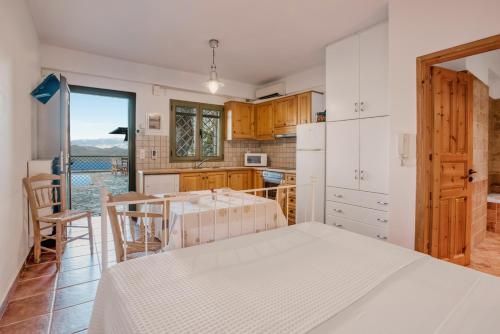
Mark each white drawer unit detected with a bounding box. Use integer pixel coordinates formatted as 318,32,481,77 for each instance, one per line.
139,173,180,195
325,215,388,241
326,201,389,228
326,187,389,211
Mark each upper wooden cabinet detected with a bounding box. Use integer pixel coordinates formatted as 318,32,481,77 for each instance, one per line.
254,102,274,140
326,22,388,121
297,92,312,124
273,95,297,128
225,91,323,140
224,101,254,140
228,170,252,191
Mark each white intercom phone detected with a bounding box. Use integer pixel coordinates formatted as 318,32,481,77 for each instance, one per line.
398,133,410,166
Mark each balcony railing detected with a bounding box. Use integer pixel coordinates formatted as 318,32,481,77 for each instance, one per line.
70,155,129,215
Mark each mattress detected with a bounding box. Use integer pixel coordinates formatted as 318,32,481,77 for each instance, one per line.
88,223,500,333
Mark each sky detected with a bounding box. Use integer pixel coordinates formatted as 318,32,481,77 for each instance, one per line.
70,92,128,140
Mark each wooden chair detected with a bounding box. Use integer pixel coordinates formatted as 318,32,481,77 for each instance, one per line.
23,173,93,268
105,192,169,262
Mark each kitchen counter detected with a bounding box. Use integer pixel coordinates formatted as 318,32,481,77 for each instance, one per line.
139,166,295,175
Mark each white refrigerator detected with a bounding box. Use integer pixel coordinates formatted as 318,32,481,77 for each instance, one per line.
296,123,326,223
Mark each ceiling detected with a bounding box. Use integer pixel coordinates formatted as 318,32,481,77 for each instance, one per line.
27,0,388,85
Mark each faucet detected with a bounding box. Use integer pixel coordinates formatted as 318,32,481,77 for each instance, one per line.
194,158,210,169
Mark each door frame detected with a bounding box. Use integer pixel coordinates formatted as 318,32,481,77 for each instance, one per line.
68,85,137,193
415,34,500,254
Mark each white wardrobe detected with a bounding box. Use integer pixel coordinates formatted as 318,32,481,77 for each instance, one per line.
325,22,390,241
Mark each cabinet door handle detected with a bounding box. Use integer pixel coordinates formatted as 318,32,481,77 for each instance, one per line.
376,235,388,240
376,201,389,206
360,170,365,180
377,218,388,223
360,101,365,112
333,194,343,198
354,102,358,113
333,209,343,213
334,223,343,228
354,169,358,180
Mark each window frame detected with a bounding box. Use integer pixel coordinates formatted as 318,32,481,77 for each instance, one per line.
169,99,225,162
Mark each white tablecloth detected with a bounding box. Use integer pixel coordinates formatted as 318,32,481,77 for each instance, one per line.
144,190,287,249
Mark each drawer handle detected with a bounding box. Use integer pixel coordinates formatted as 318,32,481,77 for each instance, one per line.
376,235,387,240
376,201,389,206
333,209,343,213
377,218,388,223
334,223,343,228
333,194,343,198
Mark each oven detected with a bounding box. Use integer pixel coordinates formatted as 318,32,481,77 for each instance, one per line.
262,170,284,200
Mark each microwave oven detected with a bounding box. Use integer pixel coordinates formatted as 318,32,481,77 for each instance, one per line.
244,153,267,167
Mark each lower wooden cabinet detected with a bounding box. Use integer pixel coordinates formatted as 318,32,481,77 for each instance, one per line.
253,170,264,196
205,172,227,189
179,173,205,192
227,170,252,191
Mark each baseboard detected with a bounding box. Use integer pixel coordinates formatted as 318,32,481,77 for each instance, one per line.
0,264,23,320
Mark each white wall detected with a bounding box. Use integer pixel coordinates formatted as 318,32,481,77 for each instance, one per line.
41,44,257,100
260,65,325,95
0,0,40,303
40,69,227,141
388,0,500,248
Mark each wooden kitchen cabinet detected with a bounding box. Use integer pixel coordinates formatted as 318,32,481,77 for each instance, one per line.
297,92,312,124
273,95,297,128
180,173,205,192
224,101,254,140
254,102,274,140
205,172,227,190
253,170,264,196
228,170,252,191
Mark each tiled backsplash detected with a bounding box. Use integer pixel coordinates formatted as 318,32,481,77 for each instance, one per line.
135,133,296,171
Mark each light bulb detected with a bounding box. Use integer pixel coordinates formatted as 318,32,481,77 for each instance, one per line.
207,80,220,94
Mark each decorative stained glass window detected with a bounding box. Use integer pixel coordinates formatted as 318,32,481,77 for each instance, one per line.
170,100,224,161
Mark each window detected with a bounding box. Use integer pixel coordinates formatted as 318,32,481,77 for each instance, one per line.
170,100,224,162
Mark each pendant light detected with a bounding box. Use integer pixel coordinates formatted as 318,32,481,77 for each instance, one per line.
205,39,224,94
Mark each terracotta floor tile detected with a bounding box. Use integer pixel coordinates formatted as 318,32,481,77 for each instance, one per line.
26,252,57,266
50,301,93,334
0,314,50,334
60,255,99,273
11,275,57,301
20,262,57,281
0,292,54,326
469,231,500,276
54,281,99,311
57,266,100,289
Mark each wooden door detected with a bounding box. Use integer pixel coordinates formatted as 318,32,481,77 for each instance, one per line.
228,170,251,190
297,92,311,124
359,116,390,194
326,34,359,122
205,172,227,190
255,102,274,140
430,67,472,266
359,22,388,119
326,120,359,190
180,173,204,192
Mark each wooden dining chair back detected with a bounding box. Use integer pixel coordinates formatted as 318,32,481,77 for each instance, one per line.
105,192,169,262
23,173,93,268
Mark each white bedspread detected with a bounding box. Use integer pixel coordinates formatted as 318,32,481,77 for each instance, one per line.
89,223,500,333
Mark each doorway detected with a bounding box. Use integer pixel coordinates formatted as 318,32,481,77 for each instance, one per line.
415,34,500,273
69,85,136,216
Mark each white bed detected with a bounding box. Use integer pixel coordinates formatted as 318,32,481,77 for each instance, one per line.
89,222,500,333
